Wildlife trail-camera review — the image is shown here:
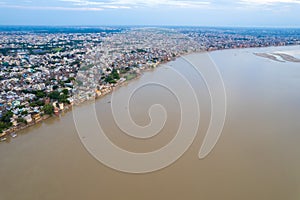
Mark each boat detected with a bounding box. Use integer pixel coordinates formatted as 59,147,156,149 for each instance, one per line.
10,132,18,138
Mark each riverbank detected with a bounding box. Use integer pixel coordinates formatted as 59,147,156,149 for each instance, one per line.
0,105,73,142
0,61,161,142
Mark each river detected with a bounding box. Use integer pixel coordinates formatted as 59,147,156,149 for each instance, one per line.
1,46,300,200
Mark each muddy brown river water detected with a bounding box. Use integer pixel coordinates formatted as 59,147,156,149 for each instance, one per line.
1,46,300,200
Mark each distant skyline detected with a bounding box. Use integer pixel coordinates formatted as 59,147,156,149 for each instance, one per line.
0,0,300,27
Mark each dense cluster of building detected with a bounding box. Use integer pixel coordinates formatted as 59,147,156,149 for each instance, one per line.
73,28,202,103
179,27,300,50
1,26,300,139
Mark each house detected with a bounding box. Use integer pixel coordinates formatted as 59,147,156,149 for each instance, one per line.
24,115,33,123
32,113,41,122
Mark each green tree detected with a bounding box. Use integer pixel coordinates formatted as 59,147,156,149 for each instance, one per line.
42,104,54,115
17,118,27,125
58,94,69,104
1,111,13,123
104,69,120,84
36,100,45,107
0,111,13,132
111,69,120,80
21,110,28,115
52,85,59,90
62,89,69,96
29,102,37,107
49,91,60,100
36,90,46,99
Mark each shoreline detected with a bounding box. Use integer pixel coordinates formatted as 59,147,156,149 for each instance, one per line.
0,65,157,141
1,44,299,142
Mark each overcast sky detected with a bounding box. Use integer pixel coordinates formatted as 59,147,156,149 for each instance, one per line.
0,0,300,27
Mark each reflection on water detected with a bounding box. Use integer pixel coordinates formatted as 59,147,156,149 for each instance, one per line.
1,46,300,200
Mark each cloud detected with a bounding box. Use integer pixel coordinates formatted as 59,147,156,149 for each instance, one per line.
239,0,300,5
60,0,211,8
1,0,300,12
0,0,211,11
0,4,105,10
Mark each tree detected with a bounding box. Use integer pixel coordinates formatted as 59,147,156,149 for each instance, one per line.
36,100,45,107
59,81,65,87
36,90,46,99
111,69,120,80
1,111,13,123
52,85,59,90
42,104,54,115
0,111,13,132
0,121,12,131
62,89,69,96
104,69,120,84
58,94,69,104
17,118,27,125
49,91,60,100
29,102,37,107
21,110,28,115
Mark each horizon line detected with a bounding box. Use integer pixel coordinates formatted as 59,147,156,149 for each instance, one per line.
0,24,300,29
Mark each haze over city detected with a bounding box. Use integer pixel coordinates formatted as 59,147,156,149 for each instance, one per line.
0,0,300,27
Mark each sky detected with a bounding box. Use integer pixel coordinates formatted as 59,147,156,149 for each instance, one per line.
0,0,300,27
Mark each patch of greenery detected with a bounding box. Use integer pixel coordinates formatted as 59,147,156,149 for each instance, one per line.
0,111,13,133
17,118,27,125
104,68,120,84
49,91,60,100
62,89,69,96
29,100,45,107
52,85,59,90
80,64,93,71
36,90,46,99
125,73,137,81
58,94,70,104
21,110,28,115
52,47,63,53
42,104,54,115
120,67,131,74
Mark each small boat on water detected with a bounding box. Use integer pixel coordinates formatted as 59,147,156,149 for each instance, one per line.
10,132,17,138
0,137,7,142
